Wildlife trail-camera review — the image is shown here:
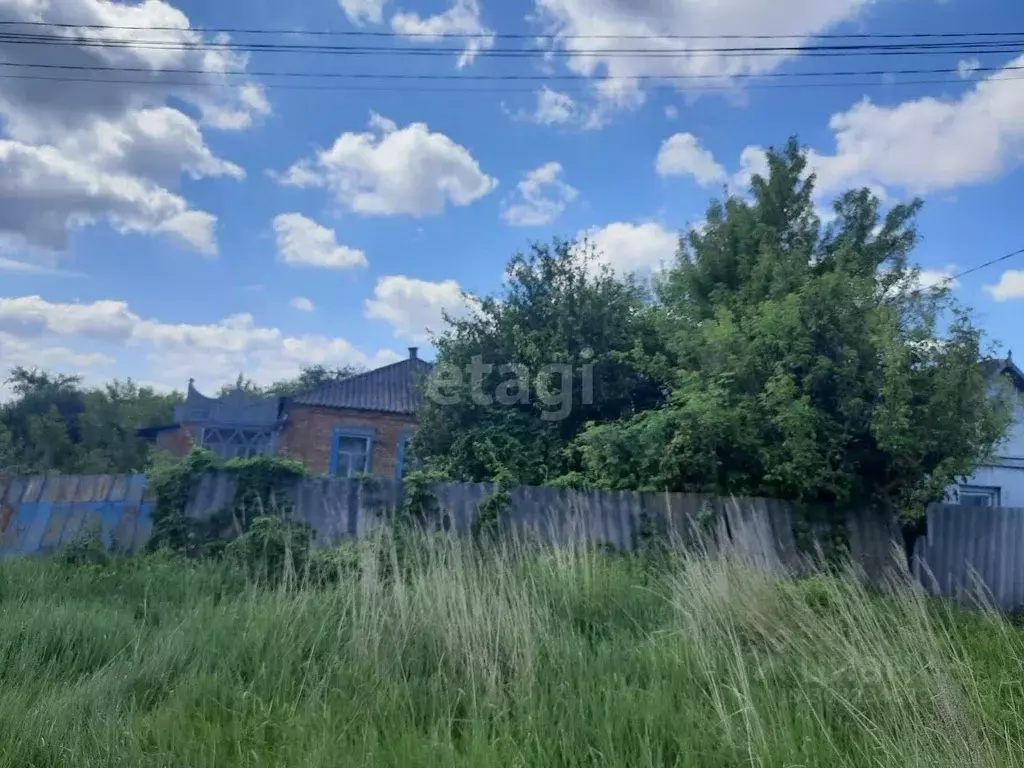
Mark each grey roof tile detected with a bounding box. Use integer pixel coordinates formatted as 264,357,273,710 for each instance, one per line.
290,357,434,414
982,356,1024,390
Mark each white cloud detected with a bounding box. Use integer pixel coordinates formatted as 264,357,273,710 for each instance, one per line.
532,0,875,119
0,3,268,138
391,0,495,68
0,140,220,255
365,276,479,342
0,332,114,392
341,0,387,25
280,112,497,217
958,58,981,80
576,221,678,275
532,87,577,125
732,145,770,190
56,108,246,187
878,263,960,299
501,162,578,226
0,255,79,277
0,295,401,392
807,55,1024,197
580,78,647,130
0,0,262,257
917,265,960,290
291,297,316,312
656,133,728,185
985,270,1024,302
0,333,113,369
273,213,368,270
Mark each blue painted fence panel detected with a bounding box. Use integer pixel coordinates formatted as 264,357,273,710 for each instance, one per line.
0,474,155,557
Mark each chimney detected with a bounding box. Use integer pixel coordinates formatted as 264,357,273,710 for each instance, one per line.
408,346,418,360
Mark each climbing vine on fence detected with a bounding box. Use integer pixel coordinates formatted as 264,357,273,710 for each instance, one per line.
473,486,511,541
791,502,851,573
400,469,448,526
146,448,308,558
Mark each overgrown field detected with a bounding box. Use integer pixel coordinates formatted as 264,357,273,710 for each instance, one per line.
1,536,1024,767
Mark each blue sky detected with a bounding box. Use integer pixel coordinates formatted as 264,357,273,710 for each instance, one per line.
1,0,1023,397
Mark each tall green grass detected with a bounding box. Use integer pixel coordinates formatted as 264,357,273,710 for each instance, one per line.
1,534,1023,767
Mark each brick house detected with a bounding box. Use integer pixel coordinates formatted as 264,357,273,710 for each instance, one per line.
140,348,433,479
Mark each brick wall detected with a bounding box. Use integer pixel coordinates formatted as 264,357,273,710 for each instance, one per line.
154,424,200,457
279,406,418,478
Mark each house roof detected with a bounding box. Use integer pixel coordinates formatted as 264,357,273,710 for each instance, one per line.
173,381,284,427
290,352,434,415
982,355,1024,390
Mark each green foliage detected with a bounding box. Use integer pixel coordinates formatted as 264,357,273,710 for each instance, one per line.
223,455,308,523
473,487,510,541
57,523,110,568
218,364,363,398
0,367,181,474
306,540,366,585
146,447,219,557
223,515,315,587
544,472,592,490
3,539,1024,765
400,469,448,526
146,449,308,559
572,138,1013,522
790,503,852,572
0,420,12,470
413,239,670,486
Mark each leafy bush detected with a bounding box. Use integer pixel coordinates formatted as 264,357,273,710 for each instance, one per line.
56,523,109,567
473,487,510,542
306,540,371,586
223,516,314,587
146,449,309,561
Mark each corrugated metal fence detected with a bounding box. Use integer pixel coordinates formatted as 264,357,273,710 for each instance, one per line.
913,504,1024,612
11,472,1022,610
184,473,903,584
0,474,154,556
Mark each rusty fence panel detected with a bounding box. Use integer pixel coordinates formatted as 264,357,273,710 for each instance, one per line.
0,474,154,557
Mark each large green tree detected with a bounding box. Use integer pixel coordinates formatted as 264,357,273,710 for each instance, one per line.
574,139,1013,516
218,364,363,398
413,240,669,484
0,368,181,474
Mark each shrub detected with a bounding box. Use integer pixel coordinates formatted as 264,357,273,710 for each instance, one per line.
56,523,109,567
146,449,309,560
223,515,314,588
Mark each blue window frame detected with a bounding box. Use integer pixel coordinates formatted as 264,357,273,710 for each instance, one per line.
330,427,375,477
395,428,420,479
957,485,1001,507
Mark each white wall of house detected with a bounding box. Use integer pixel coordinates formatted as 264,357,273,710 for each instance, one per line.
955,464,1024,507
1001,398,1024,459
949,372,1024,508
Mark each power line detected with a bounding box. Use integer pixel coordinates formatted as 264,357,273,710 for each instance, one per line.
950,248,1024,281
3,70,1022,93
1,59,1019,83
1,19,1022,42
0,30,1022,58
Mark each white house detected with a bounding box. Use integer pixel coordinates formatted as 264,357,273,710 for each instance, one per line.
949,355,1024,507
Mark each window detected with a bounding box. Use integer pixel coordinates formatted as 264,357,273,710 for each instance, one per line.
200,427,275,459
957,485,1001,507
396,429,421,479
331,428,374,477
